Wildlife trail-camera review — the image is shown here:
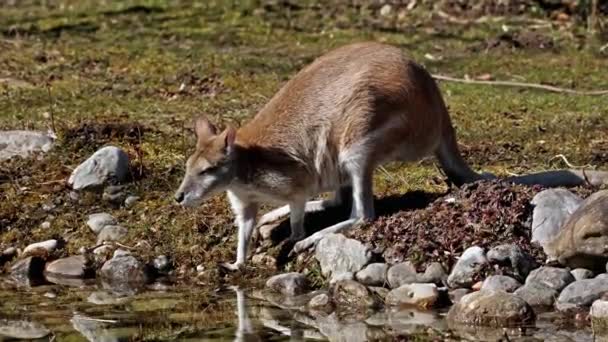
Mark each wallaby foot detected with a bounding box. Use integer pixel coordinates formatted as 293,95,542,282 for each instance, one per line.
219,261,245,272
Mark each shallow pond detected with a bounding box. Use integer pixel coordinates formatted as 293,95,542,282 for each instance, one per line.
0,277,596,341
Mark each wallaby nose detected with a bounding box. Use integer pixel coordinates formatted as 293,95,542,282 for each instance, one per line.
174,192,184,204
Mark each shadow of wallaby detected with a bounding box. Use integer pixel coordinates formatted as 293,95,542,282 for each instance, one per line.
269,190,440,267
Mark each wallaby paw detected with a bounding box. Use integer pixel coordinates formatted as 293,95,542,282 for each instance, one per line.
219,261,244,272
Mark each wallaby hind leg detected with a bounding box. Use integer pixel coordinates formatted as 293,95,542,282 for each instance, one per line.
257,186,352,227
291,165,374,254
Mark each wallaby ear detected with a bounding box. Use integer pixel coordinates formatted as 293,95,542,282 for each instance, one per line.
222,126,237,152
194,116,217,140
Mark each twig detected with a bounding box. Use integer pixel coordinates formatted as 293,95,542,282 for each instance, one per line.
46,85,57,134
549,154,594,169
432,74,608,96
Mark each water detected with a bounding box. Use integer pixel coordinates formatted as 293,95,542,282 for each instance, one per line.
0,277,597,341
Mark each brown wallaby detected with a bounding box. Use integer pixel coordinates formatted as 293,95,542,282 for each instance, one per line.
174,41,608,271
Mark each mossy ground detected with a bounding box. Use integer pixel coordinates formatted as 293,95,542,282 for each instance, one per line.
1,1,607,289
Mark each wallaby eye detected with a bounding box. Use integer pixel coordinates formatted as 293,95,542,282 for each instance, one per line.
198,166,217,176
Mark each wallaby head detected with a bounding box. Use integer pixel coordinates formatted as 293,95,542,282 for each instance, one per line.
174,116,237,207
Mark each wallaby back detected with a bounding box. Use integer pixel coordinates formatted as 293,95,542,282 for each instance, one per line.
234,42,481,195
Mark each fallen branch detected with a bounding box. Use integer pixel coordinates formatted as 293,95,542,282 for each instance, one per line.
503,169,608,187
432,74,608,96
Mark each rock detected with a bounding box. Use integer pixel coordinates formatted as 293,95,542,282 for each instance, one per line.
556,277,608,311
330,279,381,309
355,263,388,286
97,225,128,244
314,233,371,279
45,255,91,278
571,268,594,281
0,130,54,161
328,272,354,285
447,246,487,288
449,288,472,304
513,282,558,307
100,253,147,285
102,185,127,204
22,239,58,255
92,245,113,263
368,286,390,300
0,319,50,339
124,195,140,208
546,191,608,271
591,299,608,338
71,313,134,341
531,189,582,254
152,255,171,274
40,221,51,229
10,256,45,280
251,252,277,269
481,275,521,293
387,261,418,288
87,213,117,234
68,146,129,190
379,4,392,16
525,266,574,291
486,244,538,280
447,290,535,327
385,283,439,309
308,292,333,312
417,262,448,285
0,247,17,265
266,272,309,296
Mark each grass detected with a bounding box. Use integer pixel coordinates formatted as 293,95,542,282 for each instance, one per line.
1,0,607,288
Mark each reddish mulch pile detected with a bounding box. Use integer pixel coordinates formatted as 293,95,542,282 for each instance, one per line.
348,180,547,271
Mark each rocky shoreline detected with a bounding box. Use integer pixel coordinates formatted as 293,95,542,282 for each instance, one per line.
3,139,608,339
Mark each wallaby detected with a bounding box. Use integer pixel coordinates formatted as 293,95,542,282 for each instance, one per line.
174,42,608,271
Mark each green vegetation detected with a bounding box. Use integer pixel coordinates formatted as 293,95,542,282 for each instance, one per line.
1,1,607,288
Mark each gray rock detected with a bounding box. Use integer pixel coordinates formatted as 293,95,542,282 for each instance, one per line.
387,261,418,288
45,255,90,278
417,262,448,285
545,191,608,271
2,247,17,258
591,299,608,338
0,319,50,339
87,213,117,234
314,234,371,279
487,244,538,280
68,146,129,190
97,225,128,244
308,292,333,312
447,246,488,288
330,279,381,309
525,266,574,291
449,288,472,304
447,290,535,327
0,130,54,161
386,283,439,309
92,245,114,264
152,255,171,274
368,286,390,301
355,263,388,286
571,268,594,281
10,256,45,280
71,313,133,342
266,272,308,296
100,254,147,285
531,188,582,254
556,277,608,311
40,221,51,229
23,239,58,255
513,282,558,307
481,275,521,292
124,195,140,208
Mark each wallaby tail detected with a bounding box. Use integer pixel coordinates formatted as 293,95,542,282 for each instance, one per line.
434,105,488,187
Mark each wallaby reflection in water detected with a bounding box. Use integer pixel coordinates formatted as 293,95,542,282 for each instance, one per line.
231,286,311,341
